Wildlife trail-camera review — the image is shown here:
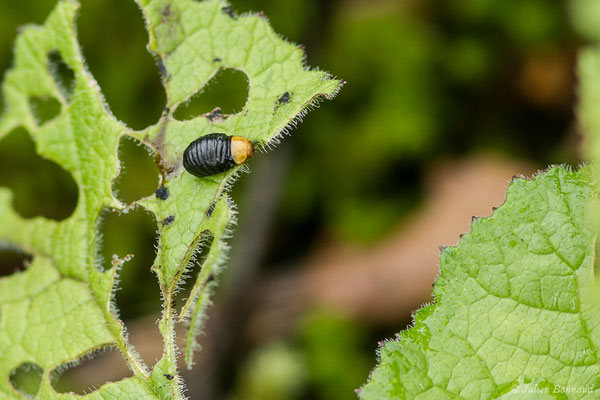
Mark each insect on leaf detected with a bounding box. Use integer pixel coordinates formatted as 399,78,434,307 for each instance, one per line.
0,0,341,398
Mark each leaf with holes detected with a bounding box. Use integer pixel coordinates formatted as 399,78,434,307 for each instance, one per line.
359,167,600,399
0,0,341,398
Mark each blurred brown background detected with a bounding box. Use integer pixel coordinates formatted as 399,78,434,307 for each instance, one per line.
0,0,587,398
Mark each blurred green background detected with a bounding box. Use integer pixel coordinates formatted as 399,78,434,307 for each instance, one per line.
0,0,587,398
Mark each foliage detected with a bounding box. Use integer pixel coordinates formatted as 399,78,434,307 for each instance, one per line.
361,2,600,398
0,0,340,398
360,167,600,399
571,0,600,42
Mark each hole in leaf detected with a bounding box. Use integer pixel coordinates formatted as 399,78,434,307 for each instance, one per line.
9,362,43,397
0,246,33,277
113,137,159,204
51,347,131,394
0,128,78,220
76,0,164,129
47,50,75,102
29,96,61,124
173,68,249,121
174,233,214,310
98,207,160,320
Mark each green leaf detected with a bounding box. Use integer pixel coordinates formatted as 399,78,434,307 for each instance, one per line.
0,0,340,398
578,47,600,165
571,0,600,42
360,167,600,399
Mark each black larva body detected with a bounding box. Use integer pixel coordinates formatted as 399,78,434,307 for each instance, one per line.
183,133,236,177
183,133,255,177
183,133,235,177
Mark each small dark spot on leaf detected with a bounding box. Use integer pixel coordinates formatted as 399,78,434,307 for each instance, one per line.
273,92,291,113
164,106,170,116
207,274,215,283
221,6,236,18
206,202,217,217
164,374,174,380
162,5,171,17
278,91,291,105
213,57,222,62
206,107,223,122
155,186,169,200
162,215,175,226
157,58,168,78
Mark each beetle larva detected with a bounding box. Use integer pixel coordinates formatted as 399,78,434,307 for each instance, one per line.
183,133,254,177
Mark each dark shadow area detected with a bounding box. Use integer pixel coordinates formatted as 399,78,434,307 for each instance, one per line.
113,136,159,204
173,68,249,121
0,128,78,220
0,246,33,277
47,50,75,102
98,207,160,320
76,0,164,130
9,362,43,397
29,96,61,124
51,348,131,394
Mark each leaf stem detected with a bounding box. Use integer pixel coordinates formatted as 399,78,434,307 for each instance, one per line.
159,289,184,399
